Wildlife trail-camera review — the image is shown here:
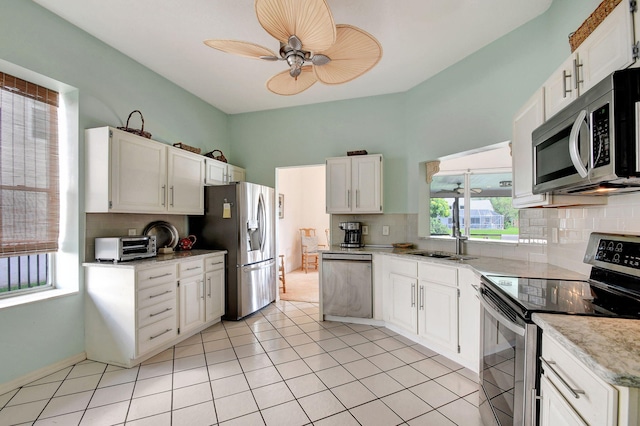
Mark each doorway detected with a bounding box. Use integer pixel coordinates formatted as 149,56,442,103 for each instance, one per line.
275,165,330,303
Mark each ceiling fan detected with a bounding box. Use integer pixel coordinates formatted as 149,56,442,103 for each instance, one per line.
439,182,483,195
203,0,382,96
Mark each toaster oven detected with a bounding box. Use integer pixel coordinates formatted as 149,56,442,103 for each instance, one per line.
95,235,157,262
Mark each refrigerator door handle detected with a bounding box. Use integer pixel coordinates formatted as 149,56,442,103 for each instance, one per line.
258,193,267,253
242,259,276,273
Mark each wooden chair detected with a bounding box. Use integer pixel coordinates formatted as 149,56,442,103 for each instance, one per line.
300,228,323,273
278,254,286,293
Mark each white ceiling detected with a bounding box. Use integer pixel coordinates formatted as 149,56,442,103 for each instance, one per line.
34,0,553,114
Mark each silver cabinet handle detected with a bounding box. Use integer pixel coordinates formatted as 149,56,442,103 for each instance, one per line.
186,266,201,271
207,277,212,297
201,280,205,299
411,283,416,307
356,189,360,207
161,185,166,206
540,357,585,399
150,307,172,317
149,272,172,280
170,186,175,207
347,189,351,208
562,69,572,97
419,285,424,310
150,329,172,340
149,290,172,299
573,58,583,90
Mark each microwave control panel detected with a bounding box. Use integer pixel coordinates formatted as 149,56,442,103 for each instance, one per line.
592,104,611,168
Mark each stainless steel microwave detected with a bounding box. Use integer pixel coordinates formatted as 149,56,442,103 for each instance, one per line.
532,68,640,195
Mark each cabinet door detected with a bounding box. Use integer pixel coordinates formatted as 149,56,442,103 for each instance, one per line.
457,269,481,372
418,281,458,353
352,155,383,213
179,276,206,334
512,88,549,208
111,130,167,213
326,157,352,213
227,164,246,183
578,1,634,94
387,273,418,334
205,158,227,185
544,56,577,120
205,268,225,322
540,375,588,426
167,149,204,214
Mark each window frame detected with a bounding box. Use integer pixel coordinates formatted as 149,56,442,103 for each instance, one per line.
0,59,80,308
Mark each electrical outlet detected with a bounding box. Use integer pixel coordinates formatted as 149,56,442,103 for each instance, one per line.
362,225,369,235
128,228,137,236
382,225,390,236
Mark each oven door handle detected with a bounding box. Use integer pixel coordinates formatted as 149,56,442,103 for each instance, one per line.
479,294,525,337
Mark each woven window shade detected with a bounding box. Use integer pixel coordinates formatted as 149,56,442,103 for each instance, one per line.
0,72,60,257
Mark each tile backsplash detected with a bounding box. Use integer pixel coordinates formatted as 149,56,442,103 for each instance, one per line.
85,213,188,261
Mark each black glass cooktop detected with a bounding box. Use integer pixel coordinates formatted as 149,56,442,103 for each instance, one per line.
483,274,640,319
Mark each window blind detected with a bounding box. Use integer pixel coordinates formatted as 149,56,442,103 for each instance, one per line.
0,72,60,256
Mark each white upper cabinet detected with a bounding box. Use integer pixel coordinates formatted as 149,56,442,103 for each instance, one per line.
85,127,204,215
204,158,245,185
512,88,549,208
167,149,205,214
326,154,383,214
545,1,635,119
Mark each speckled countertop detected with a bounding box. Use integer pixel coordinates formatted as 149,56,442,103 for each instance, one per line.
83,249,227,269
321,246,587,280
533,313,640,388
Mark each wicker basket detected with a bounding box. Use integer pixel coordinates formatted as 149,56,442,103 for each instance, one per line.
205,149,227,163
173,142,201,155
117,110,151,139
569,0,622,52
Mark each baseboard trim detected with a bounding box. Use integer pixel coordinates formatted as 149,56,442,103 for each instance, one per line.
0,352,87,396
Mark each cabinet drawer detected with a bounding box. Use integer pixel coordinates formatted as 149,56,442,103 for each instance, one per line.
204,255,224,272
137,281,176,310
137,298,176,329
387,258,418,277
418,262,457,286
137,315,177,356
137,264,176,289
541,334,617,426
179,258,204,277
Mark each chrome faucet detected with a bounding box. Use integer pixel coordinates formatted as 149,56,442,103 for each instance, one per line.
455,234,468,255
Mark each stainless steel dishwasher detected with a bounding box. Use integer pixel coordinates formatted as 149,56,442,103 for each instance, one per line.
321,253,372,318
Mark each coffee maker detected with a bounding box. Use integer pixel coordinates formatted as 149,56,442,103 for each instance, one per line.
339,222,364,248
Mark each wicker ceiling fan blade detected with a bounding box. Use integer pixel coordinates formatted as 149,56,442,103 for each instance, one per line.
256,0,336,52
314,24,382,85
203,39,277,59
267,66,317,95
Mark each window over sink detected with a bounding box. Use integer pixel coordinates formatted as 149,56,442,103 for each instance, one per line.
419,142,518,242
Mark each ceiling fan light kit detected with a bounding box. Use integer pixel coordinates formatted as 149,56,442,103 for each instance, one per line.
203,0,382,95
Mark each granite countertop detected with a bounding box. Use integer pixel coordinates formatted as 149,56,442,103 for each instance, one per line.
533,313,640,388
83,249,227,268
321,245,587,280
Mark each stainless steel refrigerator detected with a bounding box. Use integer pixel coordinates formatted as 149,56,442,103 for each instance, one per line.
189,182,276,320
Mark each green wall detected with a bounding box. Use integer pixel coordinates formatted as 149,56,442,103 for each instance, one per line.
0,0,230,386
0,0,604,386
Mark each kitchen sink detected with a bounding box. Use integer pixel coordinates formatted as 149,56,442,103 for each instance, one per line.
409,251,477,261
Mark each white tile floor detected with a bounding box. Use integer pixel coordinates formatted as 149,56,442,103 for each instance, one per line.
0,301,484,426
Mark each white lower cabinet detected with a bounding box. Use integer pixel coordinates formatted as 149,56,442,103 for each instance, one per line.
85,253,225,368
178,258,206,334
540,333,616,426
382,256,480,372
417,262,458,354
540,374,587,426
204,254,225,322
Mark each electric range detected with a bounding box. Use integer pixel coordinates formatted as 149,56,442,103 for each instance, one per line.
479,232,640,426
